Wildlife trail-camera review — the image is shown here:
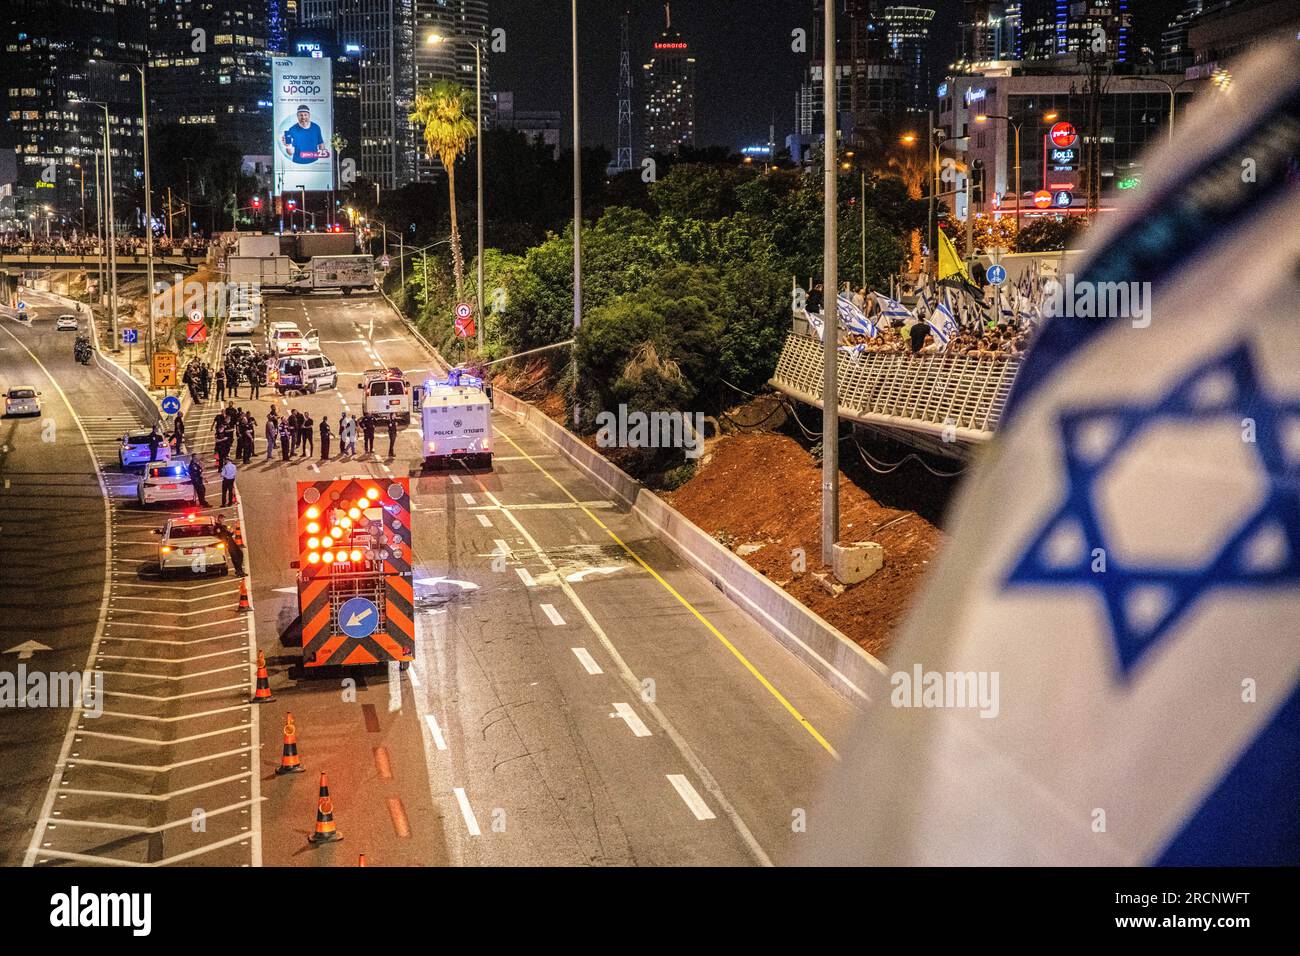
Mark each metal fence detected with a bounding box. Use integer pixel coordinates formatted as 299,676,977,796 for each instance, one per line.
770,333,1021,442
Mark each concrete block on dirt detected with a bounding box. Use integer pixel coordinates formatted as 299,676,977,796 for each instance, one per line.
833,541,884,585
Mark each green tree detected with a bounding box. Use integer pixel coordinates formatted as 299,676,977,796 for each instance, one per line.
410,80,477,297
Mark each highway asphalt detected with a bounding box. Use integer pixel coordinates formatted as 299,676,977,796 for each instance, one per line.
1,285,858,867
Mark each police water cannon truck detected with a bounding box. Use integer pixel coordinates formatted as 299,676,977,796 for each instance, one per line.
420,368,493,470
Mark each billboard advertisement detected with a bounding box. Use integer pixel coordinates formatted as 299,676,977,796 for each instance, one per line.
272,56,334,193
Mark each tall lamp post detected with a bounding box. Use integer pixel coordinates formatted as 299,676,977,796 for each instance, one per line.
820,0,838,566
86,100,119,340
974,113,1022,242
427,31,486,351
571,0,582,420
136,63,157,368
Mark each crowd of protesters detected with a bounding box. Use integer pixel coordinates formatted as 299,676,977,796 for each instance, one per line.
195,401,399,465
0,233,217,257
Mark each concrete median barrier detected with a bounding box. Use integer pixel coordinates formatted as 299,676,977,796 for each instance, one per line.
493,388,890,706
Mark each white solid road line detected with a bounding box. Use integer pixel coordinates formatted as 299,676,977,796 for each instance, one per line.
667,774,717,821
453,787,481,836
609,702,653,737
540,603,565,626
424,713,448,751
571,647,603,675
515,567,536,587
4,322,116,869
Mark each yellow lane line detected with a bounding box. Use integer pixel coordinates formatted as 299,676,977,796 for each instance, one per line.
496,428,839,760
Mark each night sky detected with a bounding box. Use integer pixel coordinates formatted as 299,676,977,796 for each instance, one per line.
491,0,1188,153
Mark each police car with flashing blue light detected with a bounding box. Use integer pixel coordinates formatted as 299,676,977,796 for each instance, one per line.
137,458,197,508
119,430,172,469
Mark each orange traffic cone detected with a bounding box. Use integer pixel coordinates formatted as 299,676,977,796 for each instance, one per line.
237,579,252,611
234,520,245,547
358,854,367,867
275,713,305,774
251,649,273,703
308,771,342,844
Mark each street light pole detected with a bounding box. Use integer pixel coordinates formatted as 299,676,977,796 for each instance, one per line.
137,64,156,369
474,39,484,351
571,0,582,421
820,0,839,566
927,109,936,273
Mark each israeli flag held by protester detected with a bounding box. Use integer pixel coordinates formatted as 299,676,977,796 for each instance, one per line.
838,292,878,338
926,297,958,349
872,292,913,324
804,40,1300,866
806,312,825,341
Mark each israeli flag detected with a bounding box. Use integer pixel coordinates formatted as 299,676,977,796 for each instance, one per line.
926,299,958,349
806,313,825,341
838,292,878,338
803,40,1300,866
871,292,913,325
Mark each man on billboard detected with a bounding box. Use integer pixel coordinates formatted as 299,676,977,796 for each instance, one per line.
282,106,328,165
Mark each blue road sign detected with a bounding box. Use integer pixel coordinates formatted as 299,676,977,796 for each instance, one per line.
338,596,379,639
122,328,139,345
986,264,1007,286
161,395,181,415
16,301,27,311
1054,190,1073,208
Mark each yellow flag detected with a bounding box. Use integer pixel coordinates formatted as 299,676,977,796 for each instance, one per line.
937,229,972,285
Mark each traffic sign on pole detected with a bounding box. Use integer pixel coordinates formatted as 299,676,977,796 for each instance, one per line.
122,328,139,345
986,264,1007,286
161,395,181,416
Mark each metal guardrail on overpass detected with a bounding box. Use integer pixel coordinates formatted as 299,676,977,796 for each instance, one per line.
769,332,1021,459
0,253,205,272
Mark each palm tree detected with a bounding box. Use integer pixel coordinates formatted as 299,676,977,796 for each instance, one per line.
409,80,477,297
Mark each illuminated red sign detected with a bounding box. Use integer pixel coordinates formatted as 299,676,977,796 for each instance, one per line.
654,42,688,49
1033,190,1053,209
1049,122,1078,149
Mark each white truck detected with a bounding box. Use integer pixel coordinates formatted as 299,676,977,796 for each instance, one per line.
420,370,493,470
287,255,375,295
227,254,374,295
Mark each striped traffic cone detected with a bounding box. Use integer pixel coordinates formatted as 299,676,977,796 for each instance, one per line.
307,771,342,844
275,713,305,775
250,649,273,703
358,854,367,867
234,520,245,547
237,579,252,612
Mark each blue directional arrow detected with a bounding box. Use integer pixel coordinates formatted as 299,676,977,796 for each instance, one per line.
338,596,379,639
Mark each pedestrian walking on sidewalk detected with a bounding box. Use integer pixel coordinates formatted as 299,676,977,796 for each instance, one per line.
220,459,238,507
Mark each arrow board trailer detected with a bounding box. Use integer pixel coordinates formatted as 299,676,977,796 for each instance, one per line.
421,374,493,470
295,478,414,668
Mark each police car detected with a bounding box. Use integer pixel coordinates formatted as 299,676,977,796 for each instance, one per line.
3,386,42,417
119,429,172,469
138,459,197,508
155,514,228,577
56,314,79,331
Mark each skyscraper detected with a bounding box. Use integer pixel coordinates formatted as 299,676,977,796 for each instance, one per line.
301,0,417,189
148,1,272,162
642,3,696,156
883,6,935,114
0,0,148,235
412,0,490,182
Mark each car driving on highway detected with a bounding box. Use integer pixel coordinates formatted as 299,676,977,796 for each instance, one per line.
138,459,197,508
156,514,228,577
56,314,79,331
119,429,172,469
3,386,42,417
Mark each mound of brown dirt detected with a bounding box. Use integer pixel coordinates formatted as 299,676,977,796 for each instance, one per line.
664,431,943,659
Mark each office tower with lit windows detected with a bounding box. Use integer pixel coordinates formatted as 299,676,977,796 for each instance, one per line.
148,1,272,161
642,4,696,156
0,0,147,236
412,0,490,182
883,6,935,114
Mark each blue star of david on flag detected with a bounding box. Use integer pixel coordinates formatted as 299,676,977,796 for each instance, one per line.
1006,343,1300,677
